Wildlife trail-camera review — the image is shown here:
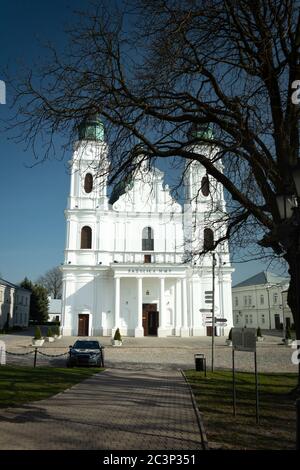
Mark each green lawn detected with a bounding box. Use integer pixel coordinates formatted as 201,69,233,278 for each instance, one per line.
0,366,103,408
185,370,298,450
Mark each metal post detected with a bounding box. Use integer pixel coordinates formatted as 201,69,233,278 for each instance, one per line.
281,291,286,341
101,347,105,368
211,253,216,372
232,348,236,417
296,398,300,450
33,347,38,368
254,351,259,424
266,286,272,330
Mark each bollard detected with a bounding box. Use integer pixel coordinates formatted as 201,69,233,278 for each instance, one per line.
33,348,38,368
194,354,206,376
297,398,300,450
101,347,105,368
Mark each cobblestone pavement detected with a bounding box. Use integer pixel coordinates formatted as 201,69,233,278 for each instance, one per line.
1,330,298,372
0,369,204,450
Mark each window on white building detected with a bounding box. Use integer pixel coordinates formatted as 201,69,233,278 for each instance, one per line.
235,297,238,307
236,315,239,324
261,314,265,324
84,173,93,193
245,315,249,324
248,295,252,306
203,228,214,251
81,226,92,249
273,293,278,304
260,295,264,305
244,296,248,306
142,227,154,251
249,314,253,324
201,176,210,196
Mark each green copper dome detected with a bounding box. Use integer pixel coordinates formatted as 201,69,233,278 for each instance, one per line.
189,124,214,141
78,114,104,142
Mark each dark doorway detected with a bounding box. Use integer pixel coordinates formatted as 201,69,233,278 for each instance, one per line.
206,326,217,336
274,314,280,330
142,303,159,336
78,314,89,336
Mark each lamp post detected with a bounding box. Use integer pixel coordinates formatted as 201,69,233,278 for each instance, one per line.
211,252,217,372
281,289,288,340
266,285,272,330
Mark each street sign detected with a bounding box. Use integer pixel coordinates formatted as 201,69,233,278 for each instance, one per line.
232,328,256,352
204,290,213,304
231,327,259,424
215,318,227,323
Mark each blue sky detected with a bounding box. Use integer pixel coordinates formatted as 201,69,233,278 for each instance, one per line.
0,0,271,285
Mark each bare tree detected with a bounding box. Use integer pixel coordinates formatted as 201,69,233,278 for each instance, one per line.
37,266,62,299
5,0,300,386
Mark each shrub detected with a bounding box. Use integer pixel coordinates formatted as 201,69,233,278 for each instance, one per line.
113,328,122,341
285,327,292,340
52,325,58,336
228,328,233,341
47,327,53,338
257,327,262,337
34,326,42,340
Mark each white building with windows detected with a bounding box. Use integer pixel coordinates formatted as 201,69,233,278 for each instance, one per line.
61,116,234,337
0,278,31,329
232,271,293,330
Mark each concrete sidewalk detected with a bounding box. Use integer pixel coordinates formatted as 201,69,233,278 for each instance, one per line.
0,369,205,450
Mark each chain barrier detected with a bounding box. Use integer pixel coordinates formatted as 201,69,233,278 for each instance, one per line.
4,348,104,368
6,350,35,356
4,348,69,367
37,351,68,358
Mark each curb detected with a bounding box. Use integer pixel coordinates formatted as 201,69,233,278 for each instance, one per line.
180,368,209,450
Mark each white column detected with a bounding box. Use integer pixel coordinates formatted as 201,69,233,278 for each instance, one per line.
175,278,182,336
158,277,167,337
135,277,144,337
113,276,120,334
181,277,189,337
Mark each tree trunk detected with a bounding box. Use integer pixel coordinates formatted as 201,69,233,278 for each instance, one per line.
287,252,300,393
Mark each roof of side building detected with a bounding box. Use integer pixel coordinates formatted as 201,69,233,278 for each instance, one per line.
0,278,31,293
233,271,289,288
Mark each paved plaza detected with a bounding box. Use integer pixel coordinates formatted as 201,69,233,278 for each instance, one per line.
0,330,298,450
1,329,298,372
0,368,204,450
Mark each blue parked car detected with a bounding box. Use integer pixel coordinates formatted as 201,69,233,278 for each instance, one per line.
67,339,104,367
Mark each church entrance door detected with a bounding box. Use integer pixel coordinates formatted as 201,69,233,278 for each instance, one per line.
78,314,89,336
142,304,159,336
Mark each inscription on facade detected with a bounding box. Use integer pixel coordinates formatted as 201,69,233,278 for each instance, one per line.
127,268,172,273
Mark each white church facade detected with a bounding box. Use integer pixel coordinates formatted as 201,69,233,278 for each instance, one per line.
61,116,234,337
